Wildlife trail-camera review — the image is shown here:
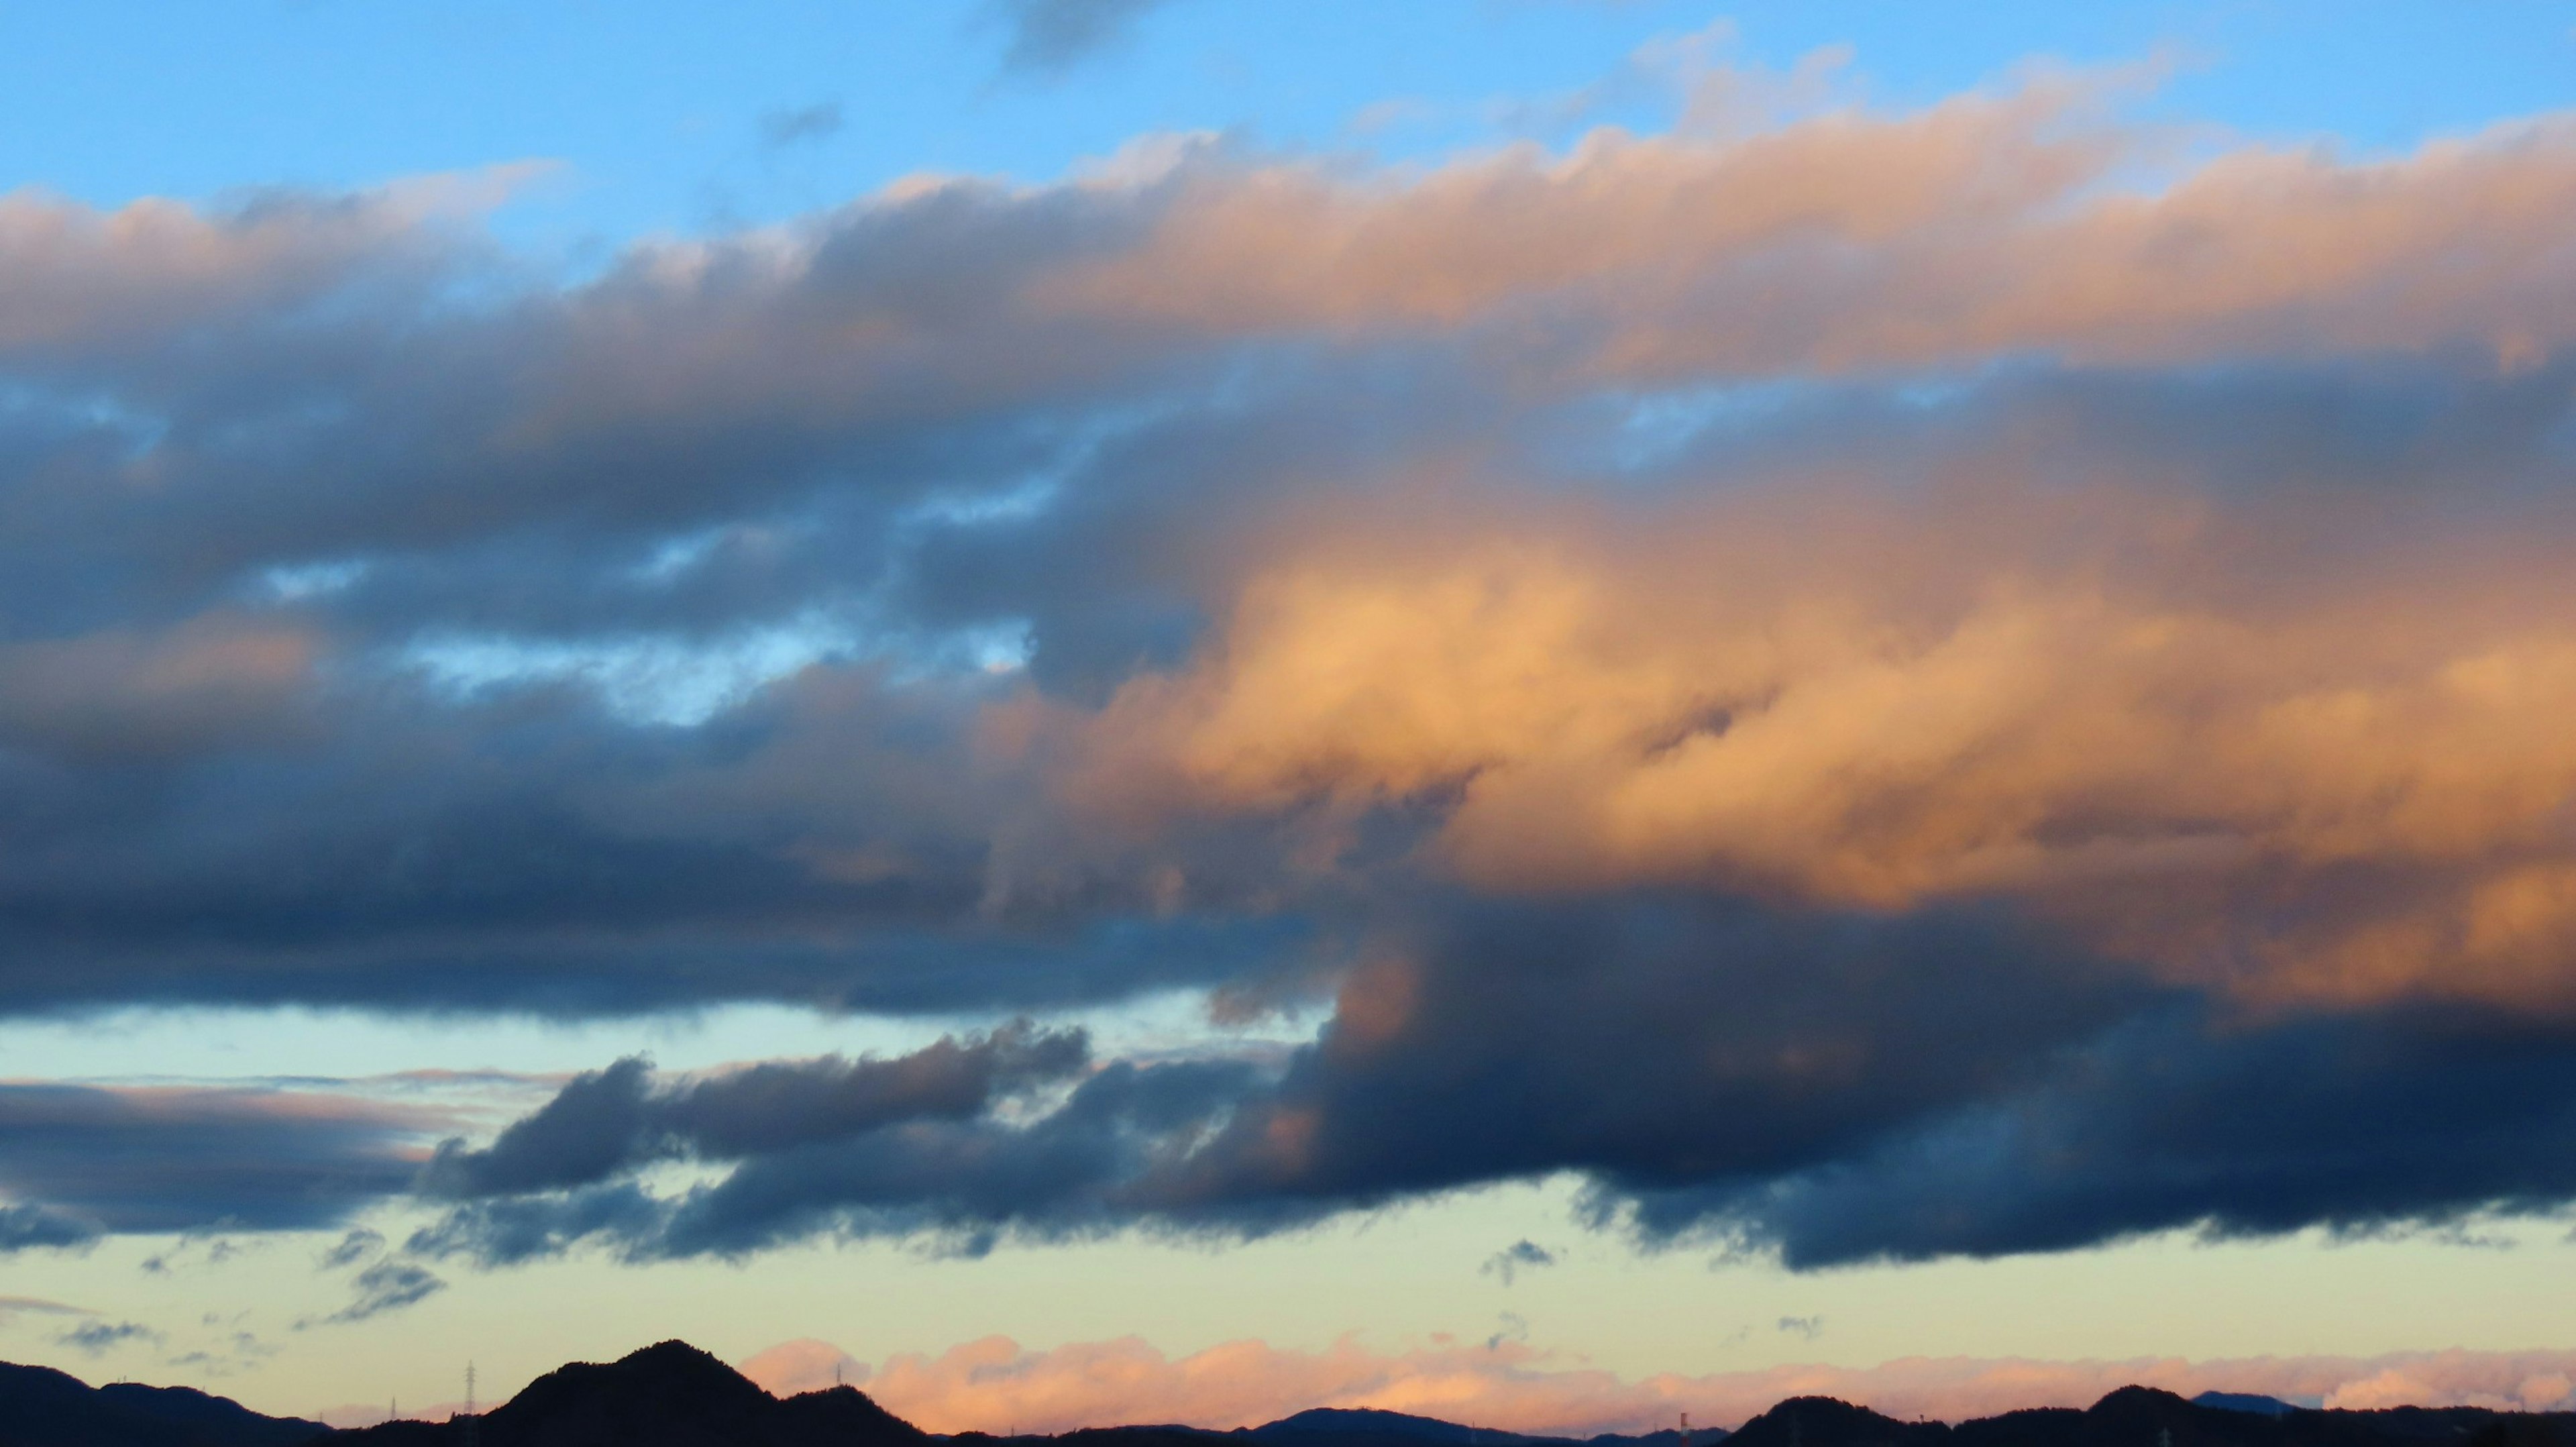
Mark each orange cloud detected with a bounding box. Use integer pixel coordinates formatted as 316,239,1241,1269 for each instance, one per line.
1077,484,2576,1008
1032,77,2576,376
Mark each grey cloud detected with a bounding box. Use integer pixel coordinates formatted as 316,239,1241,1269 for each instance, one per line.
1650,1004,2576,1268
1481,1239,1557,1285
396,897,2576,1269
988,0,1177,72
406,1182,669,1267
421,1020,1089,1198
305,1259,446,1326
55,1318,161,1354
411,1054,1266,1264
0,1084,423,1236
759,102,844,148
0,1202,102,1253
317,1227,385,1269
1778,1316,1824,1340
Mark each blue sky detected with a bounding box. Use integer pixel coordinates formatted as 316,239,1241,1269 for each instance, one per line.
6,1,2568,252
7,0,2576,1431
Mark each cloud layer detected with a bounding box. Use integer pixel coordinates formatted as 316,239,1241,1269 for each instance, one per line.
9,50,2576,1273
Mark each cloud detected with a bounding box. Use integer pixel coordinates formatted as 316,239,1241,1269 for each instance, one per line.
317,1227,386,1269
56,1318,162,1354
420,1020,1090,1199
408,1052,1273,1263
11,46,2576,1275
760,102,845,148
740,1338,867,1395
1777,1318,1823,1341
0,75,2573,1025
0,1202,103,1253
303,1259,447,1326
1078,468,2576,1012
739,1336,2576,1435
0,1083,430,1237
987,0,1179,73
0,1293,89,1318
1479,1240,1557,1285
392,896,2576,1267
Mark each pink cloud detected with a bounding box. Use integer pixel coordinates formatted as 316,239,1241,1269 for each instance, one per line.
742,1337,2576,1436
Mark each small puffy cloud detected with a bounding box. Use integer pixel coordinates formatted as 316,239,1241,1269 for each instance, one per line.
1777,1317,1824,1340
1481,1240,1558,1285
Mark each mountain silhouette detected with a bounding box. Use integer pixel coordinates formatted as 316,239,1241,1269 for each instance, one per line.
10,1343,2576,1447
335,1340,926,1447
2194,1397,2300,1420
0,1357,327,1447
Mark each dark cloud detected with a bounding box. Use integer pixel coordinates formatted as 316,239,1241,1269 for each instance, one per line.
987,0,1177,72
411,1053,1266,1263
303,1259,446,1327
1777,1317,1823,1340
1659,1004,2576,1268
0,1202,102,1253
0,1084,423,1236
390,898,2576,1269
421,1020,1089,1197
317,1227,385,1269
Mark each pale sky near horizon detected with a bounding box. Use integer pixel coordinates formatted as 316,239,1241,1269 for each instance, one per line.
5,0,2576,1431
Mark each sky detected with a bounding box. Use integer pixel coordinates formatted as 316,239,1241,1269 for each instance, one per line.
5,0,2576,1431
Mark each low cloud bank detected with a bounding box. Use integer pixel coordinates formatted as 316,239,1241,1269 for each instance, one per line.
741,1336,2576,1436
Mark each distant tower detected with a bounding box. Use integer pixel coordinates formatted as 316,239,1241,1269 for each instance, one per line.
464,1363,481,1447
1680,1413,1693,1447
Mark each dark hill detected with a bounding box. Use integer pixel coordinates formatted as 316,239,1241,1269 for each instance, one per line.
0,1358,327,1447
1239,1407,1676,1447
2195,1397,2299,1420
332,1340,928,1447
12,1342,2576,1447
1727,1397,1943,1447
1250,1409,1563,1444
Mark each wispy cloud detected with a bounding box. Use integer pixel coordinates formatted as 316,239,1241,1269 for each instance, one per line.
985,0,1179,73
758,101,843,148
55,1318,161,1354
